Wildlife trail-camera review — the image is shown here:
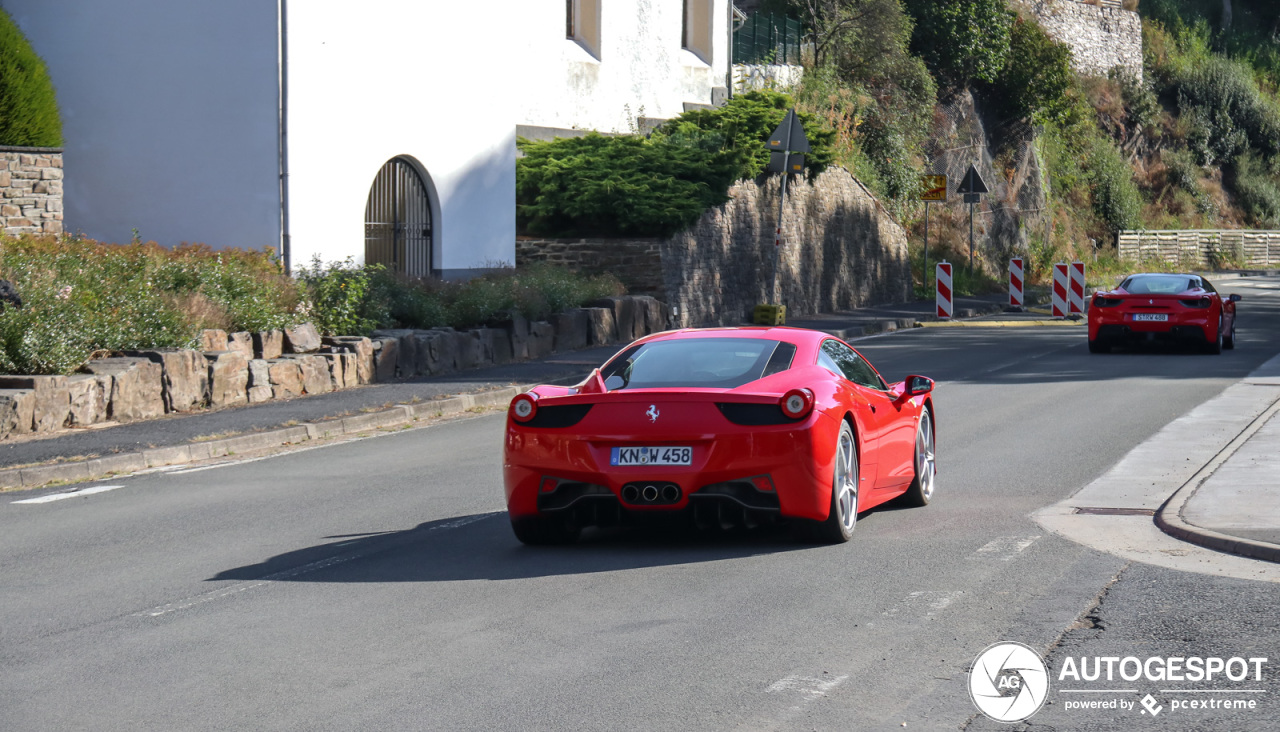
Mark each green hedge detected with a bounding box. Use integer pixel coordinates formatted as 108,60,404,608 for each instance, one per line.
0,9,62,147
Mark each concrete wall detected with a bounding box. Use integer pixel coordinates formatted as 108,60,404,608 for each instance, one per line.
0,147,63,236
516,0,731,134
1015,0,1144,79
4,0,281,250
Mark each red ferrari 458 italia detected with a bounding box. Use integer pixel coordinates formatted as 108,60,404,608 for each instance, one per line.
503,327,937,545
1087,273,1241,354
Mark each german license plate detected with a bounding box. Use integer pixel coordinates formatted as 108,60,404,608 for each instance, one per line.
611,446,692,466
1133,313,1168,322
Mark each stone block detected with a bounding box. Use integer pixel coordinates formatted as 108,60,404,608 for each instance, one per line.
372,338,399,382
65,375,106,427
253,330,283,360
200,329,229,352
318,353,346,390
84,357,164,422
584,307,617,345
483,327,514,365
267,359,304,399
508,313,530,360
553,309,590,352
593,296,642,343
0,388,35,438
204,351,249,408
227,331,254,359
322,336,374,384
453,330,482,371
126,349,209,413
373,329,416,377
414,330,454,376
528,321,555,359
640,296,666,335
286,354,332,395
339,352,359,389
247,385,273,403
248,359,271,389
283,322,322,353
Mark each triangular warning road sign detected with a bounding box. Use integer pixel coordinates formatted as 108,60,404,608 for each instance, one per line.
955,164,988,195
766,109,811,154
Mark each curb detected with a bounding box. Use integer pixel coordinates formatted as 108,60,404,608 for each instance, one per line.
1154,395,1280,564
0,384,540,493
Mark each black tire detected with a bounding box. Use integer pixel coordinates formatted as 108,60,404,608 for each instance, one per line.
900,407,936,508
510,515,580,545
1088,338,1109,354
1203,317,1223,355
803,421,858,544
1224,320,1236,350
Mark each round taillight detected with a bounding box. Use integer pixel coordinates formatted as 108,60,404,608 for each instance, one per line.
511,394,537,423
780,388,814,419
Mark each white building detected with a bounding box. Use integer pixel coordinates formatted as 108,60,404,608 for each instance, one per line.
4,0,731,278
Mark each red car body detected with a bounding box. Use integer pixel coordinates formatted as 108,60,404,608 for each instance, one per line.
1088,273,1240,354
503,327,936,544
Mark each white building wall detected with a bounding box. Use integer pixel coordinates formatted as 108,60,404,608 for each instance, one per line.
516,0,731,133
5,0,281,250
284,1,516,276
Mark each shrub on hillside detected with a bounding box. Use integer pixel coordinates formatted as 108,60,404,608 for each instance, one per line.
905,0,1015,87
1086,137,1145,231
0,9,62,147
1176,56,1280,166
517,91,838,238
1230,154,1280,227
983,15,1075,125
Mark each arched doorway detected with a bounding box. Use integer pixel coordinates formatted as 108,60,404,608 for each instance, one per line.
364,156,433,277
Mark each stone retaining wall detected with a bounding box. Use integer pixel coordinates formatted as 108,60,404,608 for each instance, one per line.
1015,0,1143,80
1,146,64,236
0,295,666,441
515,238,664,296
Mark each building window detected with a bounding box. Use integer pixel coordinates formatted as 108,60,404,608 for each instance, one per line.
683,0,713,64
567,0,601,58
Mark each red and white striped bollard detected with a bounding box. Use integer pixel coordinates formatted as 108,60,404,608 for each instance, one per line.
1069,261,1086,315
936,261,953,320
1009,257,1024,308
1051,263,1069,318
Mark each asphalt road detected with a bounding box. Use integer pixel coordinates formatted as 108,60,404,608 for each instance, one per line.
3,277,1279,731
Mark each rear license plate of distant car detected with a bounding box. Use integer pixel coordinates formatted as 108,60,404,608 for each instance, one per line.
611,446,692,466
1132,313,1168,322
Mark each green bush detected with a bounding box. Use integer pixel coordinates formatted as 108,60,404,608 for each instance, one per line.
0,9,62,147
295,257,386,337
516,133,739,237
984,15,1075,125
1176,56,1280,165
0,236,296,374
517,91,838,238
905,0,1015,87
1230,154,1280,227
1086,137,1144,231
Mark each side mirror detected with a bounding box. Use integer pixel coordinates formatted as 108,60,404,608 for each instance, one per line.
1229,294,1242,302
905,375,934,397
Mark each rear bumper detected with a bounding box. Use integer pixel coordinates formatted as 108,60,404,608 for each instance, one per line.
1092,323,1212,343
503,416,838,523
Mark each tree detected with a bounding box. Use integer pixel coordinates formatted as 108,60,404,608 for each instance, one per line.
983,16,1074,125
0,9,62,147
904,0,1015,87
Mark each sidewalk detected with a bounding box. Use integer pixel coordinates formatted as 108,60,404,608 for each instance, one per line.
0,294,1020,491
1157,355,1280,562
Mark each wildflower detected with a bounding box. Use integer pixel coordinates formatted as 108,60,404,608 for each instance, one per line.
56,285,73,300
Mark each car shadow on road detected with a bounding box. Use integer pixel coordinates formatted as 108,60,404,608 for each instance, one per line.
209,512,820,584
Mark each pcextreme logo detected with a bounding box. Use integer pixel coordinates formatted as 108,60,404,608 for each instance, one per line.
968,642,1050,723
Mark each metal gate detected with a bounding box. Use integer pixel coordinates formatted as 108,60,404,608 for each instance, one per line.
364,157,433,276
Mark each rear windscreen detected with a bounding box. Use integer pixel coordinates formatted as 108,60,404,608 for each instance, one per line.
1121,275,1197,294
601,339,796,390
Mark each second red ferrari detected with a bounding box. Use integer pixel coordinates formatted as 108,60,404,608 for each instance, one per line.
1088,273,1241,354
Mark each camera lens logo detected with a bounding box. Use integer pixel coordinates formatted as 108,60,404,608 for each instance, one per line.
968,642,1050,723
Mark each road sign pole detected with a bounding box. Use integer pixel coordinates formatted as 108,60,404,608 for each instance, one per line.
923,201,929,293
771,110,795,305
968,201,975,273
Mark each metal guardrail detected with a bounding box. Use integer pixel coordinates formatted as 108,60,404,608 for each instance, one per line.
733,12,805,66
1118,230,1280,268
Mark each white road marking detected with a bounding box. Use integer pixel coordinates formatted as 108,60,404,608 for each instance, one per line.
12,485,125,504
972,535,1040,560
883,590,964,617
766,674,849,701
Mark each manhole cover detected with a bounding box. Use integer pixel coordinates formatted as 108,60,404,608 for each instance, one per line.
1074,507,1156,516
